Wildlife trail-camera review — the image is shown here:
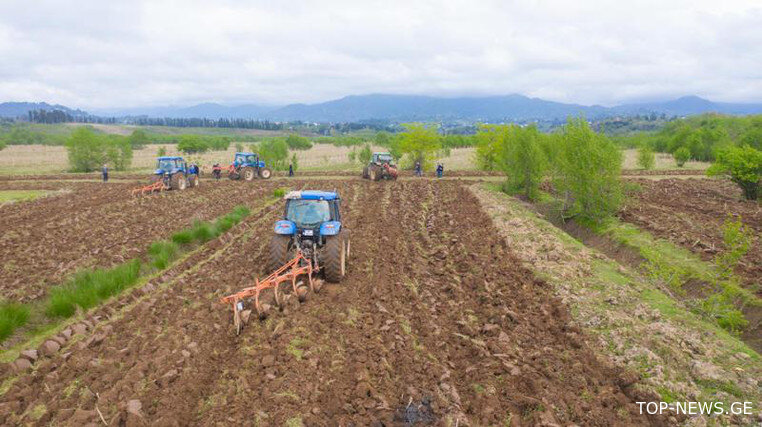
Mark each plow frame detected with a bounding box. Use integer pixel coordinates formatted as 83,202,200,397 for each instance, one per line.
220,251,319,334
131,179,169,197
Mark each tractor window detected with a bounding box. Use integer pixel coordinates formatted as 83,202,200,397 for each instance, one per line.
377,154,393,163
158,160,174,171
286,200,332,228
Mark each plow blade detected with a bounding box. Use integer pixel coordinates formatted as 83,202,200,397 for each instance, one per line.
131,180,167,197
220,251,321,335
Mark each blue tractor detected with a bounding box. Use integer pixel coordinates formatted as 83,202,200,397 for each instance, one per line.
269,190,350,282
228,152,272,181
152,156,199,190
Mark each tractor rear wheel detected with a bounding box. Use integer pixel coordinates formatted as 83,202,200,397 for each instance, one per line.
242,167,256,181
369,167,377,181
268,235,291,273
323,231,347,283
188,175,199,188
362,166,369,179
259,168,272,179
170,173,187,190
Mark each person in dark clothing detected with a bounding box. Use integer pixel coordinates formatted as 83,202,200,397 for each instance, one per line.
414,161,422,177
436,163,443,178
289,163,294,177
102,164,108,182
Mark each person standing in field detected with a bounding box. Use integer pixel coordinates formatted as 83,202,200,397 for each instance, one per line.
436,163,444,178
289,163,294,177
414,161,422,177
102,164,109,182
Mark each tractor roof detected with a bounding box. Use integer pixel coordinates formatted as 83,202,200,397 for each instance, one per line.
157,156,184,161
284,190,339,201
235,152,256,156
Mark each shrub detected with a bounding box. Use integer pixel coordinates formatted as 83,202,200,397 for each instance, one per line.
285,134,313,150
637,144,655,170
290,153,299,171
554,117,623,223
208,137,230,151
128,129,150,149
358,143,373,165
190,220,216,242
157,146,167,157
273,188,286,198
474,124,503,171
715,216,751,280
235,142,244,152
177,135,209,154
707,145,762,200
0,302,30,341
673,147,690,167
171,229,194,245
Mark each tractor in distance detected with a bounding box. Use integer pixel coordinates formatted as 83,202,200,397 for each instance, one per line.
362,152,398,181
270,190,350,283
132,156,199,196
228,152,272,181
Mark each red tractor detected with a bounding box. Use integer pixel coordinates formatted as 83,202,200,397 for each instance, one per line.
362,152,398,181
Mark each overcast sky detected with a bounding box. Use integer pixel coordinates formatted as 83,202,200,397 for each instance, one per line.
0,0,760,109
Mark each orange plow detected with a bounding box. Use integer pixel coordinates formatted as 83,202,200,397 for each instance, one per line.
220,251,322,335
131,180,167,197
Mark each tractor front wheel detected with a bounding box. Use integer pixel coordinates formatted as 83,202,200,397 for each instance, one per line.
259,168,272,179
323,231,347,283
268,235,292,273
170,173,187,190
242,167,256,181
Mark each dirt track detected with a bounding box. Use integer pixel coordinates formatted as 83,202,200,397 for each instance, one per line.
1,179,654,426
620,178,761,294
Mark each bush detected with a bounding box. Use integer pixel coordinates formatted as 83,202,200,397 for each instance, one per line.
177,135,209,154
0,302,30,341
285,134,313,150
637,144,655,170
290,153,299,171
190,220,216,242
707,145,762,200
474,124,503,171
171,229,194,245
476,124,546,200
46,260,141,318
157,146,167,157
273,188,286,198
66,127,132,172
358,143,373,165
673,147,690,167
0,139,6,151
207,137,230,151
235,142,244,152
554,117,623,223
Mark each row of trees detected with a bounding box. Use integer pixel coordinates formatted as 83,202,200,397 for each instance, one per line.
476,119,623,223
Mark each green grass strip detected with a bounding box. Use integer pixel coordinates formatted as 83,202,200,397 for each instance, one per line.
0,303,31,341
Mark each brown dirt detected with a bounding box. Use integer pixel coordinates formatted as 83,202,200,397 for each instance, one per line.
619,178,762,295
621,169,707,176
0,178,297,302
0,179,656,426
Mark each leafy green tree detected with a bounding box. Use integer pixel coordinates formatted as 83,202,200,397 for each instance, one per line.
66,127,132,172
285,134,312,150
555,118,623,223
177,135,209,154
474,124,504,171
207,137,230,151
157,146,167,157
673,147,690,167
0,139,6,151
358,143,373,165
500,125,547,200
127,129,149,149
290,153,299,171
396,123,442,171
707,145,762,200
637,144,655,170
256,139,289,171
375,132,391,147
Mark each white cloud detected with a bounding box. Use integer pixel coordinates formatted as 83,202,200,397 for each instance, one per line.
0,0,759,109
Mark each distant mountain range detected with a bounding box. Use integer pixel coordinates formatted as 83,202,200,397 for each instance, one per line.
2,95,761,123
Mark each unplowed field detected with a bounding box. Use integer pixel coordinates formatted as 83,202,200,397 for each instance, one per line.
0,179,656,426
620,178,761,294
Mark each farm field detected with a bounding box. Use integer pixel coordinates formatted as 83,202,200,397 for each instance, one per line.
0,177,658,425
619,178,761,294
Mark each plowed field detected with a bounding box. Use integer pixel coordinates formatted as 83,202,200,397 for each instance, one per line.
1,179,655,425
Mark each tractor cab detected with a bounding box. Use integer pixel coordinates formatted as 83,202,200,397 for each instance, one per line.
233,152,263,168
155,156,187,176
277,191,341,237
372,152,395,165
